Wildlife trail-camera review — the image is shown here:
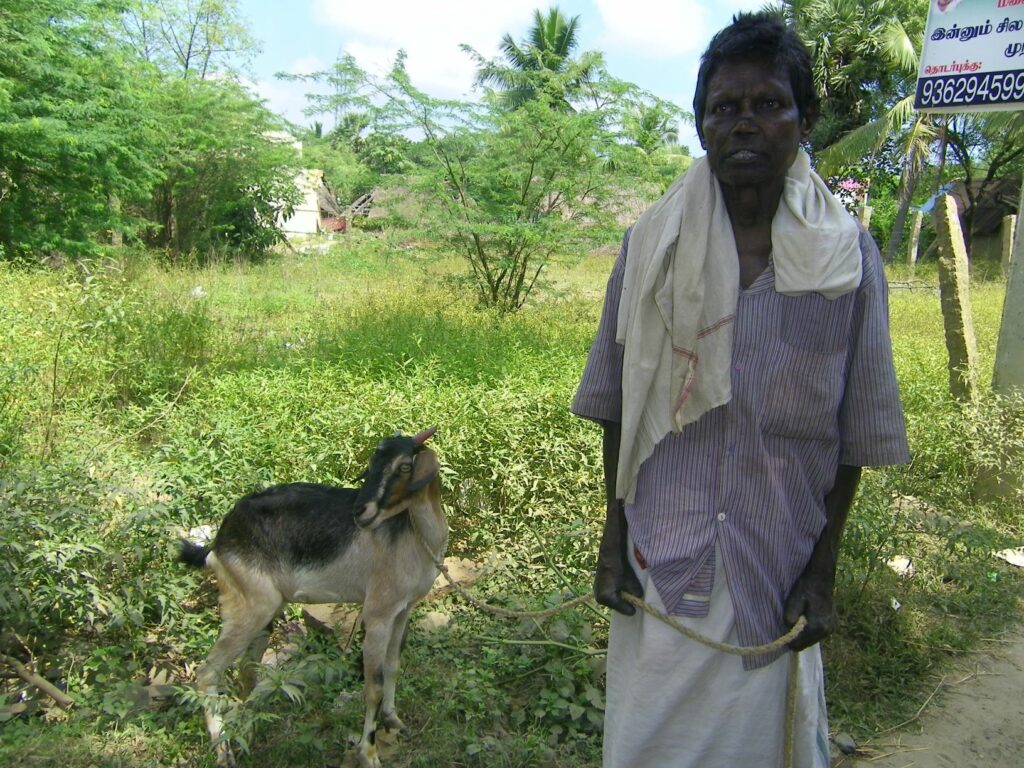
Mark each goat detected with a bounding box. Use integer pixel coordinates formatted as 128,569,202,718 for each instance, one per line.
178,427,446,768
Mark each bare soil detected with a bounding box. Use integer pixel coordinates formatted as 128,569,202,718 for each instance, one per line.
833,628,1024,768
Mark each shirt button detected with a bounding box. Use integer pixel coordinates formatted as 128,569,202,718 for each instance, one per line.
734,363,742,372
717,512,727,522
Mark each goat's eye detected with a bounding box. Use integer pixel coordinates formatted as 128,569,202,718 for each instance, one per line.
400,464,412,474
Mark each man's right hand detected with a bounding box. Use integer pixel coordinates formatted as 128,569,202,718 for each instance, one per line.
594,500,644,615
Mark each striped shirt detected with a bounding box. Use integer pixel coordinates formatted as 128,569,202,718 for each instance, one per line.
573,228,910,668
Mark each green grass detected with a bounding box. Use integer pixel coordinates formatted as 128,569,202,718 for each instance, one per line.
1,234,1021,766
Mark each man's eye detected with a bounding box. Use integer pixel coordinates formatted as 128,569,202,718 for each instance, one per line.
712,103,732,113
762,98,780,109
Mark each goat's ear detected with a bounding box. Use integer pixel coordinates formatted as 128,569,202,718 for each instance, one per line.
406,450,439,493
406,468,438,494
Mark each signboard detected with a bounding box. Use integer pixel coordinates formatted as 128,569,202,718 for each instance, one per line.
915,0,1024,113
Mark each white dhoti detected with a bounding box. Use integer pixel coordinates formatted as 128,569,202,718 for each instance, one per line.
603,545,831,768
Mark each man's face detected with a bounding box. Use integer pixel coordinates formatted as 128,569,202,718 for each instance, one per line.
700,58,811,190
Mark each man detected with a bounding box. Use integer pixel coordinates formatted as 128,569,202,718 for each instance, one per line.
572,12,910,768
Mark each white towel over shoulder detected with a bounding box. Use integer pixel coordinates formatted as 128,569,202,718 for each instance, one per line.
615,150,861,503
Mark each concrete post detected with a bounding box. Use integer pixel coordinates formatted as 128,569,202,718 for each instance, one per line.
994,191,1024,396
979,198,1024,499
933,194,978,402
1002,214,1016,279
857,205,873,230
907,210,924,273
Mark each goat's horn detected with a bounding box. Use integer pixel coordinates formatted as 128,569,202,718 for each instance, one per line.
412,427,436,445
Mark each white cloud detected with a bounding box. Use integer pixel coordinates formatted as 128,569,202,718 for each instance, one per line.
717,0,770,12
252,77,316,126
593,0,712,58
286,56,326,76
310,0,541,97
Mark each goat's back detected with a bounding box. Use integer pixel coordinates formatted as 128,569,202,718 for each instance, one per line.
213,483,376,571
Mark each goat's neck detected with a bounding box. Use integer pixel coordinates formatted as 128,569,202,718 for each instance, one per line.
407,487,447,563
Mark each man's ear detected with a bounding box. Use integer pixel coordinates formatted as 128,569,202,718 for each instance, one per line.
800,105,819,142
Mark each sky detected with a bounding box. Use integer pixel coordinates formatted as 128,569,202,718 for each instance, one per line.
237,0,767,154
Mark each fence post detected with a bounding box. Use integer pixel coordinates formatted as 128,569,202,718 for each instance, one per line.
981,194,1024,499
932,194,978,402
1002,214,1016,279
907,210,923,274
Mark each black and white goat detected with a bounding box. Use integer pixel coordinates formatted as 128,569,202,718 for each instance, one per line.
178,427,445,768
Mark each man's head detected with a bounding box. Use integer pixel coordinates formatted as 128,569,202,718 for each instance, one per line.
693,11,819,149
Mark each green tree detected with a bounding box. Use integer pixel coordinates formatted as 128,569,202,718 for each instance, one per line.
0,0,162,260
143,77,300,259
782,0,934,259
300,52,661,311
118,0,299,260
469,6,596,111
119,0,257,79
278,54,392,195
943,113,1024,252
779,0,929,152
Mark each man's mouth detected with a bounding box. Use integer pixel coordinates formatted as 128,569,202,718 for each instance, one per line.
728,150,760,161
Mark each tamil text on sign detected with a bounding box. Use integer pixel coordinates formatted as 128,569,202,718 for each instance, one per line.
916,0,1024,113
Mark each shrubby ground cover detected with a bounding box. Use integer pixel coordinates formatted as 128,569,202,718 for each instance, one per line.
0,233,1021,767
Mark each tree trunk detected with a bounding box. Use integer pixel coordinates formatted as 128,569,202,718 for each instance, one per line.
885,166,921,264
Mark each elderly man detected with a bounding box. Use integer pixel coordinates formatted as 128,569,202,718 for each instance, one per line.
572,12,910,768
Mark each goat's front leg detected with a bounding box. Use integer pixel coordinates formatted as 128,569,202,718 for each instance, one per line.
356,611,399,768
378,606,411,736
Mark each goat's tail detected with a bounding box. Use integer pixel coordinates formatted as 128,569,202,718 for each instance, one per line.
178,539,211,569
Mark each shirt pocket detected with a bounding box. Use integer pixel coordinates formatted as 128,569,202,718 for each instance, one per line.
760,295,852,440
779,292,853,354
761,349,846,440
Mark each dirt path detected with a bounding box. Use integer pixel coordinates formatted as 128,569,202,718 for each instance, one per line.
833,628,1024,768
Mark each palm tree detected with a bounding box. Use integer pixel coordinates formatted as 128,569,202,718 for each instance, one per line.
624,102,681,156
781,0,935,261
818,18,937,262
472,7,593,111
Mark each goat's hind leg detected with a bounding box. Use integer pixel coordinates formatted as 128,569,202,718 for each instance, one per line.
197,570,282,767
237,619,275,698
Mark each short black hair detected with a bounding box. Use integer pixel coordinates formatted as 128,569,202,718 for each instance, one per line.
693,11,819,147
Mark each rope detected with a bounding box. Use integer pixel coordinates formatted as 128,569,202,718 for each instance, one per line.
622,593,807,656
412,518,806,768
427,533,595,620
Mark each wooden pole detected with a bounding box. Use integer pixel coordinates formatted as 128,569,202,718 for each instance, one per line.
1,654,74,709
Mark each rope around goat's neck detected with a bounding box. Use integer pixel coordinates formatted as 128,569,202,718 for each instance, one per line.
412,516,805,768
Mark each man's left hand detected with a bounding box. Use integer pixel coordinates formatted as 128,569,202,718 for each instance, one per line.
783,570,837,652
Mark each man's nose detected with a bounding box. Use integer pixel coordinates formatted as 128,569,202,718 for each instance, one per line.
732,102,758,133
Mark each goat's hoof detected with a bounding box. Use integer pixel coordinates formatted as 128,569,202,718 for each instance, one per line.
214,742,237,768
380,712,409,738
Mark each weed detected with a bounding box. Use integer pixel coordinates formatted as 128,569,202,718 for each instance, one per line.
0,236,1020,766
